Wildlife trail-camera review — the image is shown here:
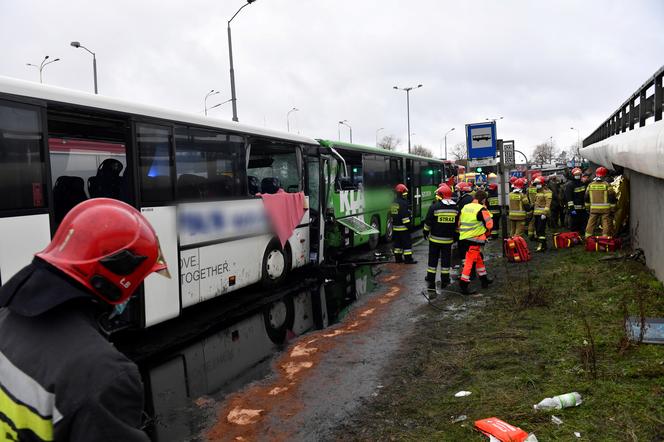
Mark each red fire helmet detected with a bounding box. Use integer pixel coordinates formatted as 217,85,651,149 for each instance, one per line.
37,198,168,305
488,183,498,191
514,178,526,189
394,183,408,194
436,184,453,199
595,166,608,177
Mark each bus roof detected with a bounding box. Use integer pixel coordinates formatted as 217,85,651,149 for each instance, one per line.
0,76,319,146
317,139,446,163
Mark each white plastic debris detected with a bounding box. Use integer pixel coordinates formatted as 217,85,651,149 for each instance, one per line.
551,415,563,425
574,432,581,438
452,415,467,423
454,390,472,397
525,434,539,442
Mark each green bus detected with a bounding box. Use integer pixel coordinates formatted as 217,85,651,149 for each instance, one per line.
317,140,450,251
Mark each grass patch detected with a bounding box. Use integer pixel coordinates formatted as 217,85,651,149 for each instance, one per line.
339,247,664,441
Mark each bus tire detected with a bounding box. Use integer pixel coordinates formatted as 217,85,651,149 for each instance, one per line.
263,294,295,344
261,239,290,287
368,216,381,250
385,216,393,242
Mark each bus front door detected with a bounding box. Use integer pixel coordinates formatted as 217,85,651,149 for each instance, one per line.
305,152,325,265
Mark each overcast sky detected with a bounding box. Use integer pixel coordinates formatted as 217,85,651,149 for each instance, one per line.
1,0,663,159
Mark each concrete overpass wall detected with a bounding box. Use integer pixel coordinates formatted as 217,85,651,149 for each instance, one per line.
582,119,664,281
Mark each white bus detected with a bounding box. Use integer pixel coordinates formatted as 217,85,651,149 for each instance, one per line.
0,77,334,330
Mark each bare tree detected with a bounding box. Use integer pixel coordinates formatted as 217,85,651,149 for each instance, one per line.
450,142,467,160
377,135,400,151
532,142,557,166
411,144,433,158
555,149,569,164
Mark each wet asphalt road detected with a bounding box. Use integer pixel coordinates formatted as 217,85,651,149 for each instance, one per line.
131,237,502,441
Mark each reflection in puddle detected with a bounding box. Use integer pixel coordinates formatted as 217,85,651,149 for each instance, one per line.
140,265,378,441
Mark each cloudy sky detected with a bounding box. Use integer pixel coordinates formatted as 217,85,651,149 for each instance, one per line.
1,0,663,159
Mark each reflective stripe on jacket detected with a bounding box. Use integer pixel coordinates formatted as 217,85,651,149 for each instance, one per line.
533,190,551,216
459,202,493,242
585,180,616,213
508,191,530,220
390,196,411,231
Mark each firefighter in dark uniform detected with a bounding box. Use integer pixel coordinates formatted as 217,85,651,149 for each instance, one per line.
564,167,588,234
0,199,169,442
487,182,501,239
423,184,458,298
391,184,417,264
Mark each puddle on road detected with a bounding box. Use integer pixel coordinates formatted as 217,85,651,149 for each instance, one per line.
139,265,380,442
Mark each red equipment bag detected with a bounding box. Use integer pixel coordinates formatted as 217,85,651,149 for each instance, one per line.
585,236,622,252
504,236,531,263
553,232,582,249
474,417,530,442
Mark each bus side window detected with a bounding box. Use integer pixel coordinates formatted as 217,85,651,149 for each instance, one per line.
247,140,301,195
137,124,174,203
0,101,46,211
174,126,244,201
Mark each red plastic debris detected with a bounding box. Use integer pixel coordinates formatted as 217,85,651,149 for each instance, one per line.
474,417,530,442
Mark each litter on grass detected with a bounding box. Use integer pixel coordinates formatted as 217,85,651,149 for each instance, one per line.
454,390,472,397
474,417,537,442
551,415,563,425
452,415,467,423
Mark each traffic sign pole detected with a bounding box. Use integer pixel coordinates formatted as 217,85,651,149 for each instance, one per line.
498,139,509,253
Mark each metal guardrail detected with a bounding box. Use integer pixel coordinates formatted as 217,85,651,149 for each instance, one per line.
583,65,663,147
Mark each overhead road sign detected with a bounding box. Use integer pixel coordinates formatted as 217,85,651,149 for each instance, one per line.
466,121,497,159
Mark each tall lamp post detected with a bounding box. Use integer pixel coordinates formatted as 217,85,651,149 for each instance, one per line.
339,120,352,143
375,127,384,146
26,56,60,84
570,126,581,165
227,0,257,122
204,90,220,115
393,84,422,154
70,42,98,94
287,107,299,132
443,127,455,159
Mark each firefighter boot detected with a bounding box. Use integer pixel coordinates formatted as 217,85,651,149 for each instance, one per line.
404,254,418,265
459,280,477,295
480,275,493,289
425,279,437,300
440,274,450,289
394,253,403,263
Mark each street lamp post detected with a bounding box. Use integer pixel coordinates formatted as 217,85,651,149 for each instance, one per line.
339,120,352,143
204,90,220,116
570,127,581,165
375,127,384,147
227,0,257,122
393,84,422,154
287,107,299,132
26,56,60,84
70,42,98,94
443,127,455,159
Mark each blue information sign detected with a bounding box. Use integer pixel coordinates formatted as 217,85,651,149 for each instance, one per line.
466,122,497,159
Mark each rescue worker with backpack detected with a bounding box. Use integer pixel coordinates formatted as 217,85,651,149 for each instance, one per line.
458,190,494,294
585,166,617,237
487,182,501,239
565,167,588,234
391,184,417,264
532,177,552,251
0,199,169,441
508,178,531,237
423,184,458,298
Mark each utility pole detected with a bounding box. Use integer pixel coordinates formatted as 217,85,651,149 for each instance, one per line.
393,84,422,154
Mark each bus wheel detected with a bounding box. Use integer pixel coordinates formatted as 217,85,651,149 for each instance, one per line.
263,294,295,344
261,240,289,287
368,216,380,250
385,216,393,242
